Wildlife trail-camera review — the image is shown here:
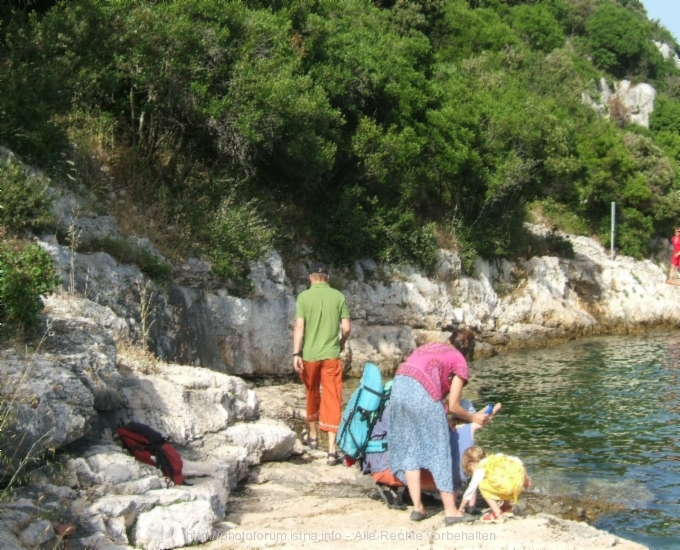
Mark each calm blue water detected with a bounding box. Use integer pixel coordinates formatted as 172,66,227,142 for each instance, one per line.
470,331,680,550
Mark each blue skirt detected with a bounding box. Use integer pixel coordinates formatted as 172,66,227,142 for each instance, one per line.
387,375,453,493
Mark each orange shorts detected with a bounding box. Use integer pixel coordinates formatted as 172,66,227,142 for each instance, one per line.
299,358,343,433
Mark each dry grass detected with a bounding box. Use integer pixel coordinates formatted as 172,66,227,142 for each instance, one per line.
435,225,459,251
0,327,55,501
64,112,194,264
116,340,165,376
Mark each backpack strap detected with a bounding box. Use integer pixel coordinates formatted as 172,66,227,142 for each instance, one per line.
120,422,166,447
365,440,388,454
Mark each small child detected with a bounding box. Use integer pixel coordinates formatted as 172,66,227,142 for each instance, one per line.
447,401,502,493
458,446,531,522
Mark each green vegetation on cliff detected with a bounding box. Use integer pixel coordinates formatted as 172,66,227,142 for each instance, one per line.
0,160,60,332
1,0,679,278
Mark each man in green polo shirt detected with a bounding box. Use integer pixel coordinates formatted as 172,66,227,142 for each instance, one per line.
293,261,351,466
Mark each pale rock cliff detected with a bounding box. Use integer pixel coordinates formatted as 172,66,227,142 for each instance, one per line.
39,220,680,379
583,77,656,127
654,40,680,69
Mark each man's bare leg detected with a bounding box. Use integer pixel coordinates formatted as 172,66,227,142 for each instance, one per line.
308,421,318,440
328,430,336,454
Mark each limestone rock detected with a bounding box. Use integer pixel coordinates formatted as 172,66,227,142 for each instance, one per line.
118,363,258,446
654,41,680,69
63,443,160,491
348,324,416,377
162,252,296,375
614,80,656,127
43,293,129,342
42,316,122,411
0,349,95,452
39,239,146,328
0,300,123,453
52,190,121,245
254,385,306,422
225,419,296,464
37,212,680,378
40,241,298,376
182,437,250,488
133,500,218,550
182,459,233,490
19,520,54,547
78,532,131,550
128,236,166,262
0,526,23,550
583,77,656,128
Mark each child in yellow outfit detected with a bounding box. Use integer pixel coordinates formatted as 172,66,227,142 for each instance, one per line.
458,446,531,522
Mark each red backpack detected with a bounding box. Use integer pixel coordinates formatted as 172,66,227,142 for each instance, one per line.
117,421,185,486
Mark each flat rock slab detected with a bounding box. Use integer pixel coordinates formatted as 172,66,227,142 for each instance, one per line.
202,461,645,550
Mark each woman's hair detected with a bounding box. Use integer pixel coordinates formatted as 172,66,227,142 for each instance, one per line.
461,445,486,476
448,327,475,358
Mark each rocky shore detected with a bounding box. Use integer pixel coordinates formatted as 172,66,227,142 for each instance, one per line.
0,292,648,550
2,183,675,549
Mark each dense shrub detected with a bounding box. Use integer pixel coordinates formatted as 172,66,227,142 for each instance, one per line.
0,242,60,332
509,4,564,53
650,96,680,135
436,1,518,60
208,197,274,281
0,159,53,234
615,207,654,259
585,2,665,79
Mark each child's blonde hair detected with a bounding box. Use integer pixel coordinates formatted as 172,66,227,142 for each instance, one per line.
461,445,486,476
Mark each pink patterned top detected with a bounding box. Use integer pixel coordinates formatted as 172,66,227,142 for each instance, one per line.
396,342,469,402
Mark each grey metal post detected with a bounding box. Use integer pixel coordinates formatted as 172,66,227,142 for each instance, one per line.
611,202,616,260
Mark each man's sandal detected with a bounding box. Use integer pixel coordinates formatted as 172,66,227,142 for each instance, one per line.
300,430,318,450
327,452,341,466
481,511,506,523
409,510,429,522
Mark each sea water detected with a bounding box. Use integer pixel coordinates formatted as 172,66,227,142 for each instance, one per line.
470,331,680,549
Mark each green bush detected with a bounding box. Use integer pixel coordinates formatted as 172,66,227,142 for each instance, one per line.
0,159,54,234
585,2,665,79
0,242,60,332
0,3,70,166
654,131,680,163
368,209,439,269
650,96,680,135
208,197,274,281
436,1,518,60
614,207,654,259
510,4,564,53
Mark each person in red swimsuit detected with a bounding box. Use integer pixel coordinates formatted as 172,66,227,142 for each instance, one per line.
667,227,680,284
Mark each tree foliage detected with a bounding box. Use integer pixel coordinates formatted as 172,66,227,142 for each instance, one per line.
510,4,564,53
585,2,666,79
0,0,678,271
0,159,53,234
